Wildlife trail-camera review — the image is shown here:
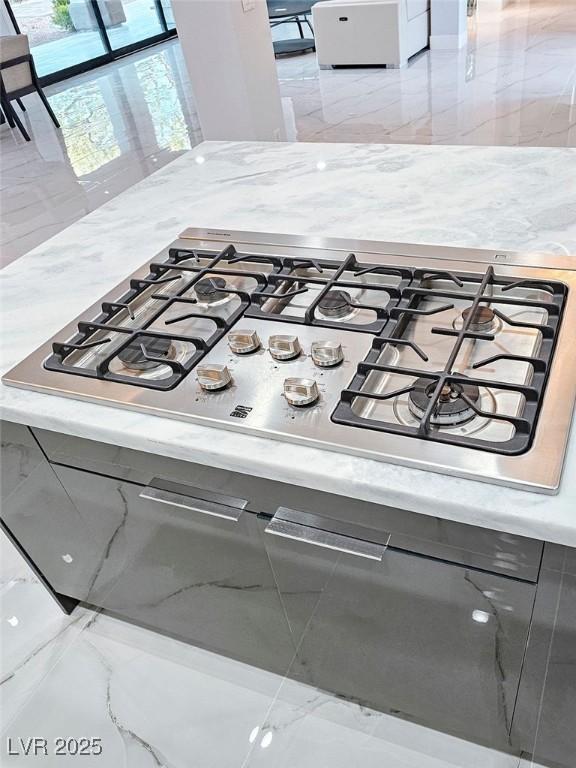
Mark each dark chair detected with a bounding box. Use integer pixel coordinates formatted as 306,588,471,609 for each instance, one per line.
267,1,316,57
0,34,60,142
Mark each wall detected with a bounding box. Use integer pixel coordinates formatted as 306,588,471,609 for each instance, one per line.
172,0,286,141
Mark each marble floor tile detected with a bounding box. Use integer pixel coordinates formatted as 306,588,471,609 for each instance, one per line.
0,587,534,768
2,0,575,269
285,1,576,146
0,582,96,730
240,676,525,768
0,528,36,586
0,42,201,268
0,609,286,767
0,526,551,768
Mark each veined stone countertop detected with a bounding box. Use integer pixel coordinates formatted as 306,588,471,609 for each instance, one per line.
2,141,576,545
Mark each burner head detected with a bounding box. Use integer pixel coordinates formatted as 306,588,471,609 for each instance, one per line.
462,305,496,332
118,336,173,371
408,374,480,427
318,289,352,319
195,276,227,303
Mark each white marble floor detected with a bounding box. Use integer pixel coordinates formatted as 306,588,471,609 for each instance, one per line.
1,531,541,768
282,0,576,147
0,41,201,268
1,0,575,268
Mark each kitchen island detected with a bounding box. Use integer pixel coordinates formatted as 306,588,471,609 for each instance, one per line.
1,140,575,545
2,141,576,767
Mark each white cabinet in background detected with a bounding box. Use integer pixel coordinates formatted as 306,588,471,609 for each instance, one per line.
313,0,430,69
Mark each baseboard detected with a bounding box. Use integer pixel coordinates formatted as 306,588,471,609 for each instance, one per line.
430,31,468,50
480,0,514,9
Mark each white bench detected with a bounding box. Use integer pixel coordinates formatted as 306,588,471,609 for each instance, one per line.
312,0,430,68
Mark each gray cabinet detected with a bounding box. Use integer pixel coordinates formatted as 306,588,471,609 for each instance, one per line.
1,420,45,502
33,426,543,581
511,545,576,767
2,422,560,757
263,507,535,750
50,466,299,676
0,422,89,610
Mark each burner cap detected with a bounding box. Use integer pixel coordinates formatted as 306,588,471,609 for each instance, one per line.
118,336,173,371
462,305,496,332
195,276,227,303
408,373,480,426
318,289,352,318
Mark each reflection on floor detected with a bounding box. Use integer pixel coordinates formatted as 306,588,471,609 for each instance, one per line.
0,41,200,267
2,1,575,268
0,530,540,768
281,0,576,147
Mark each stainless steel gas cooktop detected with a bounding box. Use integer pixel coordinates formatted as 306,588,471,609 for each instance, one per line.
5,229,576,493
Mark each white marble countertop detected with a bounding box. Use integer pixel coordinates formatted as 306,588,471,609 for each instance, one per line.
2,140,576,546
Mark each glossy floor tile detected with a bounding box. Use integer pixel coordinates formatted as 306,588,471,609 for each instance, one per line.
281,0,576,147
2,1,575,268
0,41,201,268
1,537,535,768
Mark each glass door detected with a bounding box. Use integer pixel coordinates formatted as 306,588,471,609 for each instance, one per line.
105,0,165,51
5,0,177,85
160,0,175,29
6,0,109,79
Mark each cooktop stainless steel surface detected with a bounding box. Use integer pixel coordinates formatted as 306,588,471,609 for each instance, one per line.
4,229,576,493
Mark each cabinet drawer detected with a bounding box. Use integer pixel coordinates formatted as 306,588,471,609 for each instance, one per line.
263,507,536,749
50,466,298,676
34,427,543,581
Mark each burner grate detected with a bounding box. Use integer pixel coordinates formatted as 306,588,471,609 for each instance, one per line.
44,243,568,453
3,228,571,491
246,252,412,333
45,244,267,390
332,265,568,455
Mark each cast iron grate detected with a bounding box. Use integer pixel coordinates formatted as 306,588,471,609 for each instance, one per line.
44,244,270,390
44,245,409,388
331,265,568,455
245,251,412,334
44,243,568,454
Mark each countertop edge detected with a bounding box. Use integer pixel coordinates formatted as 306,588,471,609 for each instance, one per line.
1,397,571,548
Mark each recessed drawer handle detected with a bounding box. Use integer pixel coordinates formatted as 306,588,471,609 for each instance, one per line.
265,508,387,561
140,479,247,522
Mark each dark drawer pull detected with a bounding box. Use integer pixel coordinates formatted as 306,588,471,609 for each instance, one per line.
140,478,247,522
265,507,388,561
